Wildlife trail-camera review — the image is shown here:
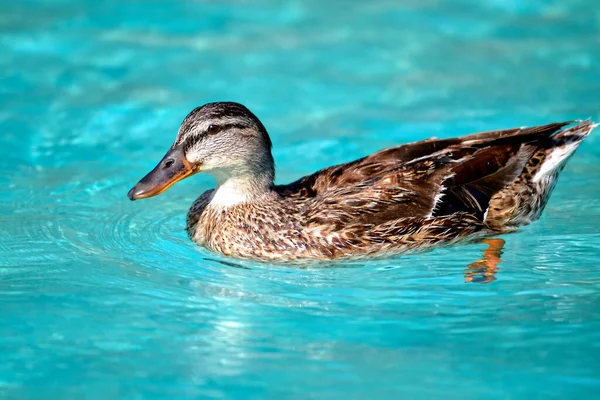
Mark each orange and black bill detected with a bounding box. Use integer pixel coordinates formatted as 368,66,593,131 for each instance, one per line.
127,146,199,201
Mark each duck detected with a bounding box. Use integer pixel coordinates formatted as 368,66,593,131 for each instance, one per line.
127,102,595,262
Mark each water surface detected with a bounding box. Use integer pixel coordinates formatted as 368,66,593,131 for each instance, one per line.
2,0,600,398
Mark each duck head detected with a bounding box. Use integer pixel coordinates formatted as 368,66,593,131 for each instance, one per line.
127,102,275,201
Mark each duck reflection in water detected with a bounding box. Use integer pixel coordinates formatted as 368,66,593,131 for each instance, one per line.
465,238,505,284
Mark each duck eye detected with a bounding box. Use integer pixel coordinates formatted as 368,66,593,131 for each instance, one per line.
207,124,220,134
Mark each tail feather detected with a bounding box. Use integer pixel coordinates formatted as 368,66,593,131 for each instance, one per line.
533,119,596,183
485,119,596,230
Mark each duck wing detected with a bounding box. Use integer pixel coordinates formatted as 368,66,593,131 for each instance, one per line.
280,122,572,228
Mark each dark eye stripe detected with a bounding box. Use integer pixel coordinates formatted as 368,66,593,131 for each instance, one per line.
181,123,250,152
214,123,249,131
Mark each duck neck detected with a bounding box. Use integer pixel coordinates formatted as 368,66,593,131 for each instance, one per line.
210,169,274,209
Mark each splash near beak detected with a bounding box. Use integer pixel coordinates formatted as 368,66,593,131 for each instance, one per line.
127,147,199,201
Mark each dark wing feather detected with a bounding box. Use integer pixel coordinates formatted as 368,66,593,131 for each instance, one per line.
277,137,463,198
278,121,572,226
432,144,535,219
300,169,446,230
429,122,572,219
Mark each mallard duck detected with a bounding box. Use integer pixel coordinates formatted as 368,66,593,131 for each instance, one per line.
128,102,595,261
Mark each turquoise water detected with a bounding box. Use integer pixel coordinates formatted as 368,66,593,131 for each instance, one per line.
2,0,600,398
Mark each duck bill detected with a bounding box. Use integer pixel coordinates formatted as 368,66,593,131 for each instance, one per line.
127,147,199,201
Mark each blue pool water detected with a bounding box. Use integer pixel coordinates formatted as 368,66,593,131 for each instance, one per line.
2,0,600,398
